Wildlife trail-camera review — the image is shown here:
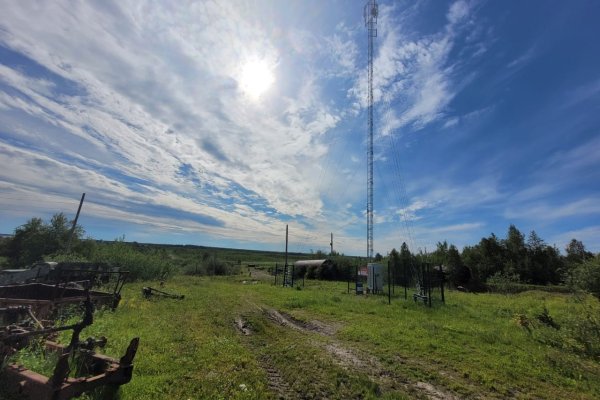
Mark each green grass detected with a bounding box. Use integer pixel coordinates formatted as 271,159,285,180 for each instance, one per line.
13,276,600,399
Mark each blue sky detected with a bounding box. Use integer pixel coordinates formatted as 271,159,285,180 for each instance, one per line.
0,0,599,255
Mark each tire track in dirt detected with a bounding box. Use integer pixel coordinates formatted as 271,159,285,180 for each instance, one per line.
263,307,460,399
260,356,295,400
264,309,338,336
233,314,297,399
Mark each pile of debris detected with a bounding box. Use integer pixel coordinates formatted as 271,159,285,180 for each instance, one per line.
0,262,139,400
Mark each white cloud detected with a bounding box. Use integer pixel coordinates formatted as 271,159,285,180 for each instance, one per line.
396,199,430,221
0,0,344,223
504,197,600,221
429,222,483,234
351,1,475,137
548,226,600,253
447,1,470,25
507,47,536,69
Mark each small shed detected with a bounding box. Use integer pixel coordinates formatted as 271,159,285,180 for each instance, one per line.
293,259,334,280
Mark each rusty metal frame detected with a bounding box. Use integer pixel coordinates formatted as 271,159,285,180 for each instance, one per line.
0,282,120,320
3,337,139,400
2,293,139,400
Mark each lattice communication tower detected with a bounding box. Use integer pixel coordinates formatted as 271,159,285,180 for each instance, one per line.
364,0,378,261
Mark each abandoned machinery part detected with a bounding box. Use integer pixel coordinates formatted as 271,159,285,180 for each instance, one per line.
142,286,185,300
0,274,126,320
0,261,127,287
1,292,140,399
2,337,139,400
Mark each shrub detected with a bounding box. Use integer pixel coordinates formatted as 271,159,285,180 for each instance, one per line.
487,271,521,293
528,295,600,359
572,256,600,298
90,240,173,281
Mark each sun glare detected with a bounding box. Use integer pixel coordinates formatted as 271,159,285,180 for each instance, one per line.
239,59,274,99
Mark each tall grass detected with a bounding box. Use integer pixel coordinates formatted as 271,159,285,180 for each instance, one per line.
57,277,600,399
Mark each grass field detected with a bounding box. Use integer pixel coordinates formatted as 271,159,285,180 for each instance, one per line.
25,273,600,399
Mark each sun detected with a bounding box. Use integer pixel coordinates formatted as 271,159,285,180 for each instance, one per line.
239,59,274,99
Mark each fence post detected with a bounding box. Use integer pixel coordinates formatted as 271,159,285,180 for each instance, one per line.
388,259,392,305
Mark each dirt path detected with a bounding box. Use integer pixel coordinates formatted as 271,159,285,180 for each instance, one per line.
264,309,338,336
246,266,274,282
233,314,298,399
262,307,460,400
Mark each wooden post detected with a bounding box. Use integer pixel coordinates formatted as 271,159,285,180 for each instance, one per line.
439,264,445,303
392,258,395,295
388,259,392,305
427,263,432,307
66,193,85,253
284,225,288,287
404,262,408,300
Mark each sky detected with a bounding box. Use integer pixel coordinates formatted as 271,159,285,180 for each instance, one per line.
0,0,599,256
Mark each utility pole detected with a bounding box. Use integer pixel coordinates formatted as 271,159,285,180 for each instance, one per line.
66,193,85,253
330,232,333,255
364,0,378,262
284,224,289,286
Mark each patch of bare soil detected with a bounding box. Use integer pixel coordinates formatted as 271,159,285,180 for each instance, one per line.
394,354,486,399
325,343,368,369
234,316,252,336
264,309,338,336
264,308,460,399
246,267,273,281
415,382,460,400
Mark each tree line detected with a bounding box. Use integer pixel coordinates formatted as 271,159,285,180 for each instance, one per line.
389,224,599,296
0,215,598,296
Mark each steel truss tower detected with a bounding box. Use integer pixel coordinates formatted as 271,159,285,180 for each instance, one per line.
364,0,378,261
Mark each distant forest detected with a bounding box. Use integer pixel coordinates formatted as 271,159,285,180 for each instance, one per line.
0,214,598,297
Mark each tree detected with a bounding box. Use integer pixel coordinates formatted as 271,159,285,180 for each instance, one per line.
461,233,505,284
566,239,592,264
389,248,400,284
4,213,85,268
523,231,563,284
398,242,412,287
504,225,527,278
6,217,47,267
563,239,593,284
573,254,600,298
432,241,449,266
446,244,470,286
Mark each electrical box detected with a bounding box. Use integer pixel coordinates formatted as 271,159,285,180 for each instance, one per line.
367,263,384,293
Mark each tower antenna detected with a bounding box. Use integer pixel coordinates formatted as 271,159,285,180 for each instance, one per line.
364,0,378,261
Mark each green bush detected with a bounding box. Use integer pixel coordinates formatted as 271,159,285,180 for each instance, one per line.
486,271,521,293
90,240,173,281
529,295,600,359
572,256,600,298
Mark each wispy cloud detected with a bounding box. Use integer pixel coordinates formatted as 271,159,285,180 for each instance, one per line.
1,1,597,257
0,1,342,221
548,226,600,253
429,222,484,234
348,1,481,137
506,47,536,69
504,197,600,221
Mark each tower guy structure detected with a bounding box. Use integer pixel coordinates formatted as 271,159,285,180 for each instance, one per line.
364,0,378,261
